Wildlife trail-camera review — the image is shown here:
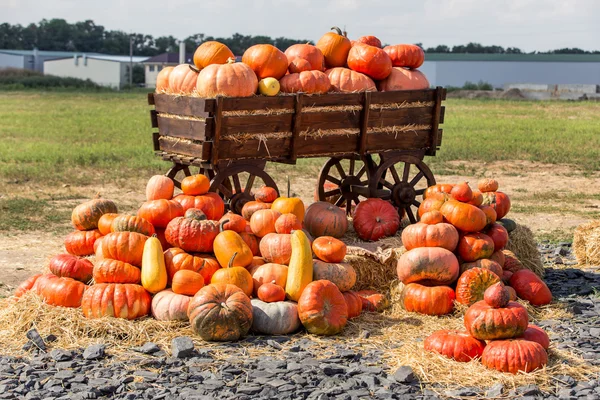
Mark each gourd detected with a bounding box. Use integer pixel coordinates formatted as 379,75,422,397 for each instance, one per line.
284,230,313,301
141,235,167,294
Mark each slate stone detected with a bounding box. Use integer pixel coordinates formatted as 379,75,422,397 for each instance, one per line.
83,344,106,360
236,384,262,395
54,370,74,380
171,337,194,359
322,365,345,376
50,349,72,362
516,384,541,396
485,383,504,398
267,340,283,350
26,328,46,351
392,366,416,383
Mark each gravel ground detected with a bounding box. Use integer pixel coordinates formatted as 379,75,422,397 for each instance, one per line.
1,244,599,400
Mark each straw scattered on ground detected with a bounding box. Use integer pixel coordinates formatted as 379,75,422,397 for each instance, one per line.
573,220,600,266
506,224,545,277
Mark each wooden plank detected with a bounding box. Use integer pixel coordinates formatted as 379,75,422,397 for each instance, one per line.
426,87,444,156
152,132,159,151
439,87,447,101
439,106,445,124
289,94,304,161
218,138,291,160
437,129,443,147
299,111,361,131
148,93,155,105
365,130,430,152
211,97,224,165
157,116,213,141
302,92,363,107
154,94,215,117
150,110,158,128
296,134,358,156
220,96,295,111
367,107,434,128
357,92,371,154
158,136,211,160
222,114,293,135
370,89,436,104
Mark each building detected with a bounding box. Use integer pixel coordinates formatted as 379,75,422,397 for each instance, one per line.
420,53,600,89
44,54,149,89
0,49,94,73
143,52,193,88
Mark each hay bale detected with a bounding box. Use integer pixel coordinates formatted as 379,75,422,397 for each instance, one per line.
345,244,406,293
505,224,544,278
573,220,600,266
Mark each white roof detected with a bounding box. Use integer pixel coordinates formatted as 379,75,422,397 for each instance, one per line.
44,54,149,63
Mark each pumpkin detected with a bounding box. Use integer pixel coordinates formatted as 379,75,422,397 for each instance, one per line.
164,248,220,284
357,290,390,312
146,175,174,201
469,190,484,206
250,186,274,203
509,269,552,306
464,300,528,340
285,229,313,301
490,250,505,268
48,254,93,283
210,253,253,297
450,182,473,202
383,44,425,69
497,218,517,233
401,222,459,252
326,67,376,93
356,35,382,48
316,27,352,68
304,201,348,238
285,44,325,71
251,299,301,335
32,274,87,308
478,178,499,193
353,198,400,241
502,270,514,284
181,174,210,196
257,282,286,303
93,259,141,284
14,274,42,297
171,269,205,296
188,283,253,341
111,215,155,236
484,282,510,308
424,184,454,199
196,59,258,98
247,256,266,273
165,214,219,253
312,236,346,263
156,228,170,250
217,212,247,234
93,236,103,255
502,250,524,273
479,205,497,225
250,209,281,238
240,232,260,256
71,198,118,231
396,247,459,286
342,291,363,319
151,289,190,321
481,192,511,220
138,199,184,228
347,42,392,80
418,198,446,217
298,280,348,336
520,325,550,350
424,330,486,362
252,263,288,295
481,339,547,374
97,231,148,267
259,233,292,265
155,66,173,92
275,213,302,234
192,192,225,220
82,283,151,319
312,260,356,292
458,233,495,262
98,213,119,236
460,259,503,278
455,268,501,306
271,197,305,223
185,208,207,222
241,201,271,221
169,64,200,94
420,210,443,225
141,235,167,294
64,229,102,256
213,224,253,268
193,41,234,69
485,224,509,252
288,57,312,73
402,283,455,316
378,67,430,91
440,200,487,233
242,44,288,80
506,285,517,301
280,70,331,94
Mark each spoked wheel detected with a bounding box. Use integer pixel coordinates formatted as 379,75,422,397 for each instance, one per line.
165,163,216,189
209,164,279,214
368,155,436,223
316,155,378,215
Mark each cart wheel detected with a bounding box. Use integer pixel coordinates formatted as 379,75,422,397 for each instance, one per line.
316,155,377,215
166,163,215,189
368,155,436,224
210,164,279,214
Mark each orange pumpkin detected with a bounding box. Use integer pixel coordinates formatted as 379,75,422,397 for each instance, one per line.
181,174,210,196
397,247,460,286
155,66,174,92
242,44,288,80
168,64,199,95
196,59,258,98
401,222,459,252
252,263,288,296
424,330,486,362
383,44,425,69
193,41,234,69
241,201,271,221
219,211,247,233
250,209,281,238
288,58,312,73
316,27,352,68
279,70,331,94
71,198,118,231
93,258,141,284
98,213,119,236
138,199,184,228
326,67,376,93
240,232,261,256
192,192,225,220
481,339,547,374
440,200,487,233
254,186,278,203
164,248,221,285
347,43,392,80
356,35,382,48
171,269,205,296
165,214,219,253
275,213,302,234
312,236,347,263
342,290,363,319
297,280,348,335
257,282,286,303
402,283,455,316
64,229,102,256
146,175,174,201
457,233,495,262
111,214,155,236
420,210,443,224
478,178,499,193
377,67,430,91
210,253,254,297
480,205,498,225
259,233,292,265
97,231,148,267
509,269,552,306
32,274,87,308
284,44,325,71
455,268,501,306
82,283,151,320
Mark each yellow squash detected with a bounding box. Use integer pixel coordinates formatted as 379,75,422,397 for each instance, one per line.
285,230,313,301
141,235,167,294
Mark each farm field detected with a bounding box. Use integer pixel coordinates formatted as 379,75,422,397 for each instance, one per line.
1,91,600,296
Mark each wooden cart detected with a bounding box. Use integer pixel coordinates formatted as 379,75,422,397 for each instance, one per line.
148,87,446,222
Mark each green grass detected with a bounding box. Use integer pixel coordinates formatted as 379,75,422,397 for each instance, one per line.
0,197,72,232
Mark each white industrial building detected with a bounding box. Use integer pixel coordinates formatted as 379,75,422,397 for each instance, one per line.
0,49,88,73
43,54,149,89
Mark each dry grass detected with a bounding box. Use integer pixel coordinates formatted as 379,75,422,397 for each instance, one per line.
506,224,545,277
573,220,600,266
370,101,435,110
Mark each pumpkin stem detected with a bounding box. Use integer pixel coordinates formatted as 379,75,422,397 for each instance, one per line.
219,219,230,232
331,26,345,36
189,64,201,73
220,302,229,310
227,251,238,268
226,57,236,64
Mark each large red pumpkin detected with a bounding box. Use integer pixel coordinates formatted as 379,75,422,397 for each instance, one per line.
279,71,331,94
64,229,102,256
164,248,221,285
32,274,87,308
464,300,529,340
82,283,151,320
509,269,552,306
165,214,219,253
48,254,94,283
93,259,141,284
304,201,348,238
383,44,425,69
520,325,550,350
342,291,363,319
455,268,501,306
242,44,288,80
396,247,459,286
481,339,547,374
138,199,184,228
356,35,382,48
485,223,509,251
457,233,495,262
402,283,455,316
347,43,392,80
424,330,486,362
401,222,459,252
481,192,511,220
97,231,148,267
353,198,400,241
297,280,348,336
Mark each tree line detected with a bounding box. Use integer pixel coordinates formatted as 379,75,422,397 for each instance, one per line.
1,19,597,56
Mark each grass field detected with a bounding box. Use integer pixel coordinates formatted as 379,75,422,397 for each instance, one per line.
1,91,600,240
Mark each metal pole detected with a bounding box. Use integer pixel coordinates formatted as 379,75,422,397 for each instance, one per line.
129,35,133,87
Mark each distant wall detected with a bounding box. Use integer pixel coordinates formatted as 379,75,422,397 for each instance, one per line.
0,53,25,69
44,57,122,88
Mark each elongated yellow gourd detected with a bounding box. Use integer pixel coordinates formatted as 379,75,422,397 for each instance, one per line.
141,235,167,294
285,230,313,301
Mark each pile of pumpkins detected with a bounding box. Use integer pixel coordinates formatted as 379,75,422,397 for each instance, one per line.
156,27,429,98
397,178,552,317
425,282,550,374
13,174,389,340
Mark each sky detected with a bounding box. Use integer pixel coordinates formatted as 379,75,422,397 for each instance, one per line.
1,0,599,52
